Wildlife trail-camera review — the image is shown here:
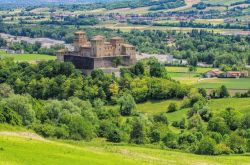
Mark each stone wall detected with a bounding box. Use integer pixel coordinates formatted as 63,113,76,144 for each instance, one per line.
64,55,133,70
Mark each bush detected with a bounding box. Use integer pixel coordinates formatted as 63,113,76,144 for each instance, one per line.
68,115,95,141
247,139,250,152
198,107,212,122
209,132,223,144
162,132,178,149
215,143,231,155
130,118,149,144
196,137,216,155
0,105,22,126
118,94,136,116
167,103,178,113
153,113,168,125
226,133,246,154
4,95,36,125
150,130,161,143
107,128,122,143
208,117,230,135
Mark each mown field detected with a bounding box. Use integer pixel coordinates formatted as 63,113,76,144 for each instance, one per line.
0,133,250,165
166,66,250,90
136,97,250,122
196,78,250,90
0,51,56,62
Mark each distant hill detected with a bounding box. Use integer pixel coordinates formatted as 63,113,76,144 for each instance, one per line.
0,0,126,6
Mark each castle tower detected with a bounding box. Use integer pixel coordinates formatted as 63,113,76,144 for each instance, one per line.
74,31,87,51
56,49,66,61
110,37,124,55
90,36,105,57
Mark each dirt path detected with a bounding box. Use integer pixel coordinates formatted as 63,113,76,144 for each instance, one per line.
0,131,46,141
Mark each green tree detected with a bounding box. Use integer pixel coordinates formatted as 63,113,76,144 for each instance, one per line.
149,61,166,78
208,117,230,135
196,137,216,155
226,133,246,154
220,108,242,131
0,84,14,98
219,85,230,98
130,118,149,144
4,95,35,125
167,102,178,113
118,94,136,116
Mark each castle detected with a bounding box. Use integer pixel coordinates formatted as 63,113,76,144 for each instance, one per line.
57,31,136,73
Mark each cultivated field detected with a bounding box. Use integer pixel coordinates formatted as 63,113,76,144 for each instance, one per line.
0,132,250,165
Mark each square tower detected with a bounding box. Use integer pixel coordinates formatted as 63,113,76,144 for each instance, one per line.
74,31,87,51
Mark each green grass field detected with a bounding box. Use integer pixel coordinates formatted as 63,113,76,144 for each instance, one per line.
196,78,250,90
135,98,250,122
166,66,212,74
0,133,250,165
0,51,56,62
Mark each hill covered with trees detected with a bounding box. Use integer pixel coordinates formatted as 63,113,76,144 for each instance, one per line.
0,58,250,156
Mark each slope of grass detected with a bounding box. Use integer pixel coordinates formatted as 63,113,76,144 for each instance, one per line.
0,134,250,165
196,78,250,90
208,98,250,114
0,53,56,62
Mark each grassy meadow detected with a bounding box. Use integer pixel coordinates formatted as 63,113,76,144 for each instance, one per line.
0,51,56,62
0,133,250,165
196,78,250,90
134,97,250,122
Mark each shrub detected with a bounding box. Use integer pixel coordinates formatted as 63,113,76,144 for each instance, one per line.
0,105,22,126
198,107,212,122
247,139,250,152
153,113,168,125
4,95,36,125
188,114,204,131
167,103,178,113
107,128,122,143
68,115,95,141
209,132,223,144
196,137,216,155
118,94,136,116
241,113,250,129
215,143,231,155
130,118,148,144
150,130,161,143
208,117,230,135
162,132,177,149
226,133,247,154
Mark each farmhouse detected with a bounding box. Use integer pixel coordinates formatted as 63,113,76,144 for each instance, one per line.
204,69,249,78
57,31,136,73
226,71,249,78
204,69,224,78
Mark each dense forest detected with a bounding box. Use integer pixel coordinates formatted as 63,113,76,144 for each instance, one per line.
0,58,250,155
